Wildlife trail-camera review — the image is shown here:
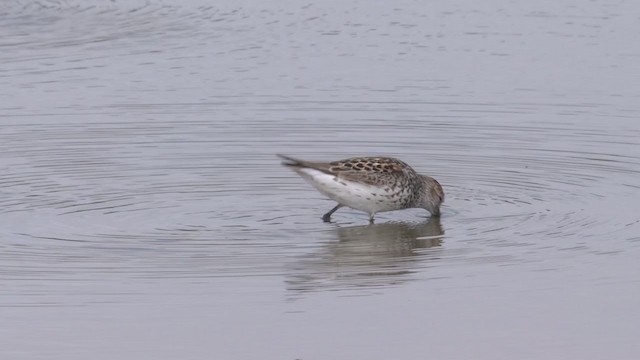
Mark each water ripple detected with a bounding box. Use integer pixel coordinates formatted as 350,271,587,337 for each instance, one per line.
1,1,639,298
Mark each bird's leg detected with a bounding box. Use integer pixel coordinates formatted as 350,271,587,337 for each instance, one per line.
322,204,343,222
368,213,375,224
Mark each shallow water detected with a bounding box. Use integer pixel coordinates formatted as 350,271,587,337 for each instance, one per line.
2,0,640,359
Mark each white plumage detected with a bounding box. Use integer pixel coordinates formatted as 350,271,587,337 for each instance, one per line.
295,168,398,214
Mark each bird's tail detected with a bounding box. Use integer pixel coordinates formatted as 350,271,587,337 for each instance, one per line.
277,154,306,167
277,154,333,175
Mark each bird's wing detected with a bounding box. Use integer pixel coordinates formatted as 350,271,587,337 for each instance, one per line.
328,157,413,186
279,155,415,186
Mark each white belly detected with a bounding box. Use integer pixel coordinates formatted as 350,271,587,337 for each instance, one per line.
294,168,401,214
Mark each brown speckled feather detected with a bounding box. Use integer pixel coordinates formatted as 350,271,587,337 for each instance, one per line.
327,157,418,186
278,154,420,188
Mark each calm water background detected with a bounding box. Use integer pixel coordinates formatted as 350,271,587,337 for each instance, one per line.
2,0,640,359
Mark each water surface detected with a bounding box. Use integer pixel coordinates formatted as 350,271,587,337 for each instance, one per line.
2,0,640,359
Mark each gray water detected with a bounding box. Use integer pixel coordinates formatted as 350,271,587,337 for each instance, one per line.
2,0,640,359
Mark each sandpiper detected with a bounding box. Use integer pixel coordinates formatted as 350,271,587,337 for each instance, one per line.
278,154,444,223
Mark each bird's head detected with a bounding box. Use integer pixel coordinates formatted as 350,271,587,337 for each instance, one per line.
420,175,444,217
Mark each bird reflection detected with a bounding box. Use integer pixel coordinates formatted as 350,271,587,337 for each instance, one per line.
286,217,444,296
